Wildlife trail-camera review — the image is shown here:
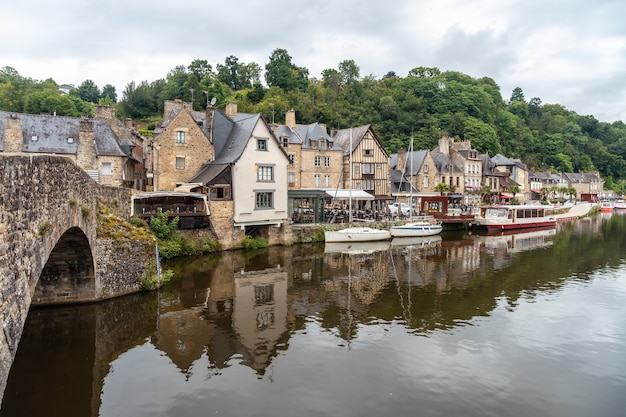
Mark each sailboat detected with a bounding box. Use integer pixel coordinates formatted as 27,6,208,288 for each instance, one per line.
324,128,391,243
390,135,443,238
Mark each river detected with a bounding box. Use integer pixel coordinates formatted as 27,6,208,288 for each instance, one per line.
2,212,626,417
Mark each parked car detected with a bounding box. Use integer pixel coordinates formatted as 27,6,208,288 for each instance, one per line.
388,202,411,216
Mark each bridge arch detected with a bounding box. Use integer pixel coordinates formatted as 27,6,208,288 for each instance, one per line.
33,227,96,305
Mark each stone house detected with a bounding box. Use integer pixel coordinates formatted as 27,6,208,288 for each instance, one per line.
0,110,143,189
389,148,439,204
274,109,343,190
491,154,528,201
561,171,604,200
150,100,214,191
331,125,391,210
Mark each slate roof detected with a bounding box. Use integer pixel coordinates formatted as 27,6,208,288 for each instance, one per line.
491,153,516,166
431,151,463,174
0,111,126,156
331,125,374,155
390,150,427,177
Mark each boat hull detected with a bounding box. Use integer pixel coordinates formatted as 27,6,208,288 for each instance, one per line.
390,222,443,237
473,218,557,231
324,227,391,243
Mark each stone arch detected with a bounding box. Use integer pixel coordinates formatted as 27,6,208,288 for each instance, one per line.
32,227,96,305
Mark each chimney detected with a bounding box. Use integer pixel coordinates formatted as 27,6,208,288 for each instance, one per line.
94,105,116,121
205,103,215,144
397,147,407,173
285,108,296,129
225,101,237,118
319,123,327,134
3,114,24,153
438,135,451,156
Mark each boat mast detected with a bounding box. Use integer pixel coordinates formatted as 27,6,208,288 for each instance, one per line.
349,127,353,224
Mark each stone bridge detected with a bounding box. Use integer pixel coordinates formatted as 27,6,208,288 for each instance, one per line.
0,154,155,403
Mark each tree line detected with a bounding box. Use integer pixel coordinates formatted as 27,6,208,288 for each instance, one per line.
2,48,626,192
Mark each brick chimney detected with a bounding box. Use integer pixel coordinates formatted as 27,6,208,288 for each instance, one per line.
285,109,296,129
225,101,238,118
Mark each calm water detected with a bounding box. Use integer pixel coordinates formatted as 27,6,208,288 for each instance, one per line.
2,213,626,417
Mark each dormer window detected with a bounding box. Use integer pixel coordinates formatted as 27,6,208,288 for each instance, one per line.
282,137,289,148
318,138,327,150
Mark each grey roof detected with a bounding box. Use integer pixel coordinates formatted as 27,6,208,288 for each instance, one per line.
491,153,516,166
331,125,372,155
390,150,427,176
277,125,302,145
18,113,80,154
191,111,285,184
0,111,127,157
431,151,463,174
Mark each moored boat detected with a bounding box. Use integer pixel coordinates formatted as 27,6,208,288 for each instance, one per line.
390,216,443,237
600,200,615,212
614,200,626,210
472,204,556,231
324,226,391,243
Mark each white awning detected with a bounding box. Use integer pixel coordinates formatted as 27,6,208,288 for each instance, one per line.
324,189,375,200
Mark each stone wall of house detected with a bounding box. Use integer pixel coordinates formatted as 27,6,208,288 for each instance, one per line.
154,110,213,191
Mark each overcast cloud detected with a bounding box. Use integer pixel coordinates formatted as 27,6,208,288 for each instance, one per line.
2,0,626,122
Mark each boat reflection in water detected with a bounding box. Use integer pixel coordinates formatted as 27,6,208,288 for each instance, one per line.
473,226,557,254
390,235,442,249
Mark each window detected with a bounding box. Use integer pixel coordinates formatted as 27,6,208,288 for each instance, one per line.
376,163,382,170
324,175,331,187
423,177,429,188
363,149,373,157
176,156,185,170
363,179,374,190
314,174,320,187
314,156,321,167
324,156,330,167
210,186,232,200
256,138,268,151
257,166,274,182
318,138,327,150
101,162,112,175
254,284,274,305
288,172,295,186
176,131,185,144
288,154,295,165
282,137,289,148
353,164,360,175
362,163,374,174
423,165,429,173
256,192,273,209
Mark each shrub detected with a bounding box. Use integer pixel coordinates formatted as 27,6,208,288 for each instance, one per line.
149,211,179,240
242,235,268,250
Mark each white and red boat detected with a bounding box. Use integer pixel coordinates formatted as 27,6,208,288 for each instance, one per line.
472,204,556,231
600,200,615,212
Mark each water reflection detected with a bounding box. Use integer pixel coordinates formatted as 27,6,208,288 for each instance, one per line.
2,213,626,417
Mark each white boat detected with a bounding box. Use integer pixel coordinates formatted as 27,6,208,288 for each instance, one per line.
324,240,391,254
389,134,444,238
324,128,389,243
472,204,556,231
614,200,626,210
325,226,391,243
600,200,615,212
390,216,443,237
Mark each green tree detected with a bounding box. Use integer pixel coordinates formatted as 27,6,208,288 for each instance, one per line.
101,84,117,103
434,183,450,195
264,48,309,92
71,79,101,103
24,90,79,116
481,185,493,204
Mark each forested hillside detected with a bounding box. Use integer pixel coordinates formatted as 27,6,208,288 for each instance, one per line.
2,48,626,190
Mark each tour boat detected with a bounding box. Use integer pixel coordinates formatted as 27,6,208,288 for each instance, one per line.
472,204,556,231
390,216,443,237
614,200,626,210
600,200,615,212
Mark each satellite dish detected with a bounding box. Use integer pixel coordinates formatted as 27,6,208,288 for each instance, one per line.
210,97,217,106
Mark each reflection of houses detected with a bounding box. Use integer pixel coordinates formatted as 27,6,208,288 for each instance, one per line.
233,267,288,373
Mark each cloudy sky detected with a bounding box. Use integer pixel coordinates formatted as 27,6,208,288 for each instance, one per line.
2,0,626,123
